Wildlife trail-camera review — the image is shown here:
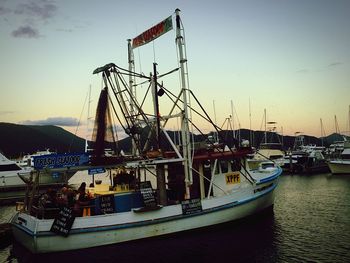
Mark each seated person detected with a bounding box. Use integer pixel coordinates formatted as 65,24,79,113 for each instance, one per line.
74,182,93,216
57,186,75,208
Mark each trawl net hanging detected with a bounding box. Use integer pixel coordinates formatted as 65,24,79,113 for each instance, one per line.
90,87,119,164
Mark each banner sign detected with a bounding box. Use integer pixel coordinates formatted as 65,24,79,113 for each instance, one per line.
88,167,106,175
132,16,173,49
33,153,89,170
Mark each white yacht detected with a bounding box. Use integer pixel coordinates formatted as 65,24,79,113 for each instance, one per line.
0,152,32,201
328,141,350,174
0,151,74,202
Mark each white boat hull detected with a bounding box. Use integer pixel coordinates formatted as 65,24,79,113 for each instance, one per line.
328,160,350,174
12,174,279,253
0,170,75,201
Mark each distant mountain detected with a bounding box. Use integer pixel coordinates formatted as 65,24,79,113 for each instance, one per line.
1,122,349,159
0,122,85,158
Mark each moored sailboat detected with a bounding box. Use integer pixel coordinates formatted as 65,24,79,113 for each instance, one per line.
11,9,282,253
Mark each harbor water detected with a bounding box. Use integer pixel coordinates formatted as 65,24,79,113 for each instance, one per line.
0,173,349,262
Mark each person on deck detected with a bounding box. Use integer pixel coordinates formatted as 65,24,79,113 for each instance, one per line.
57,186,75,208
74,182,92,216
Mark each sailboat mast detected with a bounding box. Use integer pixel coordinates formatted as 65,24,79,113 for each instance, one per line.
231,100,235,140
175,8,192,198
348,105,350,136
320,118,324,147
264,108,267,144
335,115,339,134
249,98,252,146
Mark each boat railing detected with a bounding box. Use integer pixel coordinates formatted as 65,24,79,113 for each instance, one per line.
30,203,97,219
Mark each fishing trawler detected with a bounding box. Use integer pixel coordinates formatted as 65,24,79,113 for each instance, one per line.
11,9,282,253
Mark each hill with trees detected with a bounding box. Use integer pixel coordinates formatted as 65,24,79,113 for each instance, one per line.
0,122,348,159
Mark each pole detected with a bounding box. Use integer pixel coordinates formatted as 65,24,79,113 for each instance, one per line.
264,108,267,144
85,85,92,153
175,8,192,198
213,100,218,142
152,63,161,149
128,39,138,157
249,98,252,146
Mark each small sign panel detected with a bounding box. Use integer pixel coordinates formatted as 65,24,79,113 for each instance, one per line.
139,181,157,207
50,207,75,237
99,194,115,214
181,198,202,215
225,172,240,185
88,167,106,175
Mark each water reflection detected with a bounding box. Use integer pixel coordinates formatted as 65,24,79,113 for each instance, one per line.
4,173,350,262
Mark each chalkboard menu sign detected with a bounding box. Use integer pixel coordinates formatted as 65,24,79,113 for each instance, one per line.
139,181,157,207
50,207,75,237
181,198,202,215
99,194,115,214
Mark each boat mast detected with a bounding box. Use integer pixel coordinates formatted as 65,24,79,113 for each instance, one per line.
348,105,350,137
175,8,192,198
320,118,325,147
231,100,235,141
249,98,252,146
85,85,92,153
127,39,139,156
335,115,340,134
213,100,218,142
152,63,161,149
264,108,267,144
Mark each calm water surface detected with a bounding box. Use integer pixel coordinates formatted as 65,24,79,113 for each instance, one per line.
0,173,349,262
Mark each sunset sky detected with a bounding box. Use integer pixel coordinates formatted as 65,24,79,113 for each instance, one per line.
1,0,349,141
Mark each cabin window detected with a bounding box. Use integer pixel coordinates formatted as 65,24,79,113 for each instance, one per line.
261,162,274,169
220,161,228,173
230,159,241,172
270,155,283,160
342,154,350,159
0,164,22,171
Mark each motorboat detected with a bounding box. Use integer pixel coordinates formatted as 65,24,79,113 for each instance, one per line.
328,141,350,174
0,150,75,202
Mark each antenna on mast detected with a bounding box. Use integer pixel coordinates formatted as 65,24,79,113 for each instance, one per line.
249,98,252,146
85,85,92,153
213,100,218,142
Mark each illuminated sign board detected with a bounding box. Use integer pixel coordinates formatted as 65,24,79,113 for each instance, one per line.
33,153,89,170
132,16,173,49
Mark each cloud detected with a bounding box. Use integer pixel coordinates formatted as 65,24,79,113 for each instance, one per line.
296,69,309,74
0,110,14,115
56,28,73,33
20,117,79,127
14,0,57,20
328,62,343,67
12,25,40,38
0,6,11,15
